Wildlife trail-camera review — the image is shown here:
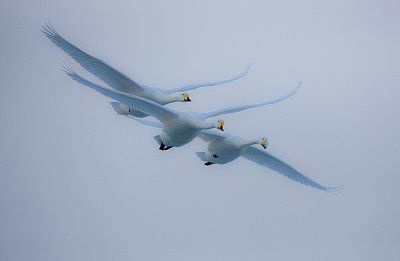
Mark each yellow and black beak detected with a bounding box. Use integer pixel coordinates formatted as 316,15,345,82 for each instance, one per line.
183,93,191,102
217,121,224,131
261,139,267,149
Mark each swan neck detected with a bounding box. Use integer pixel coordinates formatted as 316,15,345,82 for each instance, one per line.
198,120,215,130
165,94,180,104
240,139,258,148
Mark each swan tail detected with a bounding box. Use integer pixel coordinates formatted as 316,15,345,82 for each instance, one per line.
153,135,162,145
195,152,207,161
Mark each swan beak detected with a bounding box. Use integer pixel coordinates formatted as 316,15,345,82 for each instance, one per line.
184,94,191,102
217,121,224,131
261,139,267,149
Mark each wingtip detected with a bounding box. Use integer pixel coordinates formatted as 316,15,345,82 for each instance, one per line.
296,80,303,90
41,21,58,37
61,65,80,83
61,64,74,75
237,63,252,77
325,184,344,193
290,81,302,96
245,62,252,73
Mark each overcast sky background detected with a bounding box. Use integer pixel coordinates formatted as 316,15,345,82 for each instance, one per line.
1,0,400,260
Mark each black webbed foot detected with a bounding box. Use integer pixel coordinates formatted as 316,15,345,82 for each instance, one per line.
159,143,166,150
159,142,173,151
204,162,215,166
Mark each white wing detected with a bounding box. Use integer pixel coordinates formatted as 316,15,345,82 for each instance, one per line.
63,67,177,122
197,129,227,142
42,23,145,93
200,81,302,119
242,147,341,192
164,64,251,94
127,116,163,128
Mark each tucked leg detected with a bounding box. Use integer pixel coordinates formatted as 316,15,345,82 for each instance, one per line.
159,142,173,151
159,142,166,150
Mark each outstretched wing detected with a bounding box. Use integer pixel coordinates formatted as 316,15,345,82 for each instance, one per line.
200,81,302,119
127,116,163,128
241,147,341,192
164,64,251,94
42,23,144,93
63,66,176,122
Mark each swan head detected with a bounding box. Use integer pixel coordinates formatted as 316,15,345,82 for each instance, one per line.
180,93,191,102
216,119,224,131
258,137,268,149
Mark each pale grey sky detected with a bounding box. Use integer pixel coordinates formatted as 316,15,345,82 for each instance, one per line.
1,0,400,260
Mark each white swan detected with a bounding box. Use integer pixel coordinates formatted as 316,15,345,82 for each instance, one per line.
131,118,340,192
42,23,251,117
196,130,341,191
64,67,301,149
63,67,224,149
197,135,269,166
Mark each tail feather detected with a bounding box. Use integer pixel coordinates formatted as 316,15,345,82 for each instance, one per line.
153,135,162,145
110,102,124,114
195,152,207,161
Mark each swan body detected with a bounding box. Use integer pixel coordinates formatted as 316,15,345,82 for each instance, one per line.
158,114,222,147
200,135,264,164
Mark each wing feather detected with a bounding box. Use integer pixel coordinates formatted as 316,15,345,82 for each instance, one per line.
201,81,302,119
164,64,251,94
42,23,144,93
63,66,176,122
241,146,341,192
197,129,227,142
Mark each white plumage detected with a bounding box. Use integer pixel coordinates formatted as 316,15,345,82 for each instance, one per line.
63,67,224,149
197,130,340,191
45,23,340,192
42,22,251,117
132,118,340,192
64,67,299,150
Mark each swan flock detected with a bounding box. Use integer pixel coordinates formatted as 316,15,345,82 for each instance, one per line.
42,23,340,192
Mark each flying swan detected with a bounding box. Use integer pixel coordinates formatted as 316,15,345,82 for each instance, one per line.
42,23,251,117
64,67,301,150
196,130,341,192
